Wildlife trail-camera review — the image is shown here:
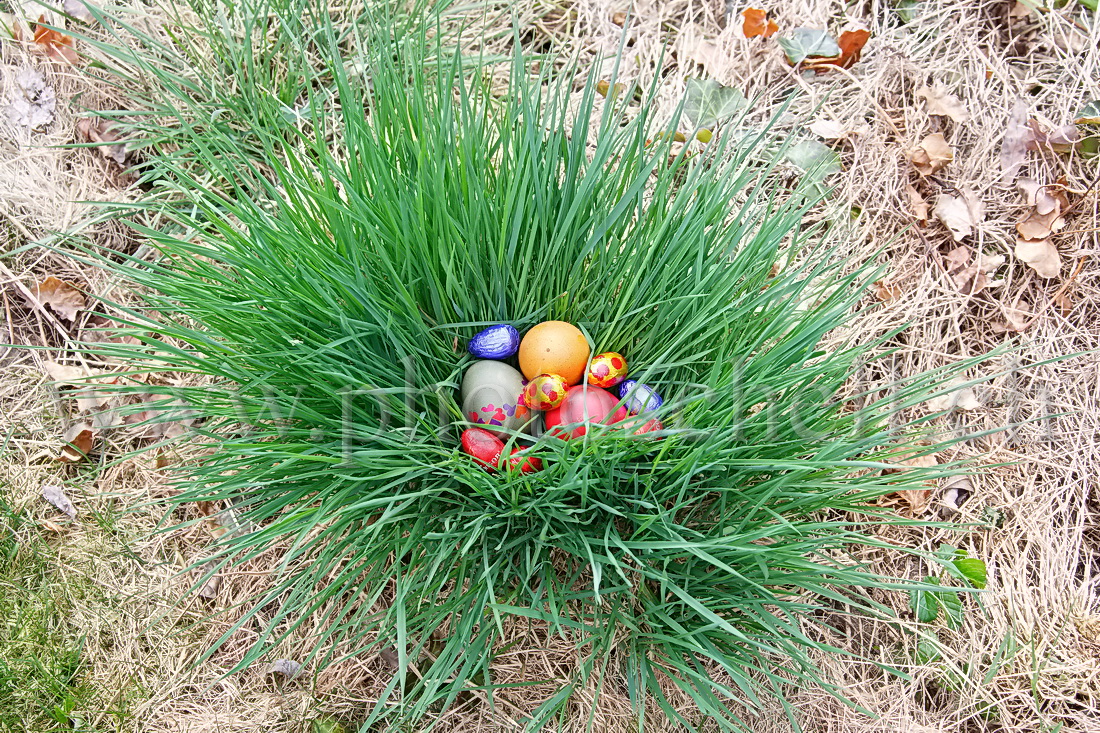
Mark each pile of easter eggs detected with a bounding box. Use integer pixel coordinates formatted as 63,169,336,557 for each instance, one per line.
458,320,664,473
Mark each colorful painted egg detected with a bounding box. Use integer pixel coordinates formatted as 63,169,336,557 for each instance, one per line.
508,446,543,473
461,360,532,432
468,324,520,360
461,428,505,471
544,386,628,439
618,380,663,414
518,321,590,386
587,352,628,388
521,373,568,411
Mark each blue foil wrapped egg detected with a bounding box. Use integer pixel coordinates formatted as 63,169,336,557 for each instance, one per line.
468,324,520,360
617,379,663,414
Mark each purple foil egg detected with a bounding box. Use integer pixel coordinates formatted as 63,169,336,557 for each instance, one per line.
468,324,520,360
617,379,663,414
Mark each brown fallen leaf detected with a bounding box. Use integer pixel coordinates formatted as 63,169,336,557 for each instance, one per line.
927,377,982,412
1025,118,1080,154
905,183,931,224
906,133,953,176
802,22,871,71
76,118,128,167
1000,99,1031,181
42,361,120,413
943,245,1004,296
611,11,626,26
915,84,969,123
27,276,85,321
741,7,778,38
873,280,903,303
881,446,938,516
1053,291,1073,316
58,422,95,463
198,572,223,600
41,484,77,519
934,189,983,242
1014,179,1069,279
32,16,79,64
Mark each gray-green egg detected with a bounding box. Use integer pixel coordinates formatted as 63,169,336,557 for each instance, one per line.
460,360,533,433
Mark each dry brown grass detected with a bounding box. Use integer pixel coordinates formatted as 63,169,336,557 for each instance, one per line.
2,0,1099,731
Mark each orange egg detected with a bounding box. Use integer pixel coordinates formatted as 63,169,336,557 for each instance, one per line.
519,321,590,385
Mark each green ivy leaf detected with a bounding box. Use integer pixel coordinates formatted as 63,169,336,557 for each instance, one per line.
952,557,988,589
894,0,921,23
1077,100,1100,125
778,28,841,64
683,78,747,130
785,140,842,179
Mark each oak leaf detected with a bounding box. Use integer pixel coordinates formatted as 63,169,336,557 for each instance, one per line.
28,276,85,320
32,16,79,64
915,84,969,123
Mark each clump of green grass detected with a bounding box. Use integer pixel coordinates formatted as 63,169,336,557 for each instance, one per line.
80,2,980,729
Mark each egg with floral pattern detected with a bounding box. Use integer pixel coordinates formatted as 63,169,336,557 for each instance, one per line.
586,352,628,388
460,360,533,433
521,373,568,411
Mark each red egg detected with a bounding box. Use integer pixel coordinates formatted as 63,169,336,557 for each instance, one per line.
461,428,505,471
508,446,544,473
544,386,628,439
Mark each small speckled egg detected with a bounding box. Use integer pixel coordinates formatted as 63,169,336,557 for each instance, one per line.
461,360,533,432
617,379,663,414
521,373,568,411
518,321,590,385
587,352,628,388
467,324,520,360
544,386,628,439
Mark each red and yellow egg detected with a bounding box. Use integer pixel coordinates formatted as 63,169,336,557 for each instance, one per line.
587,351,628,388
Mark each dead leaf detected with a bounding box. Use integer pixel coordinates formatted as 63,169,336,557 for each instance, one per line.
795,23,871,71
198,572,222,600
268,659,303,679
41,484,77,519
1053,292,1073,316
1025,118,1080,154
58,422,94,463
5,68,56,132
808,118,847,140
1014,180,1068,279
905,183,930,224
1000,99,1031,181
27,276,85,320
943,245,1004,296
1008,1,1033,19
741,8,778,38
40,518,67,533
934,189,983,242
611,11,626,26
927,377,982,412
1014,239,1061,278
63,1,96,23
881,446,938,515
906,133,953,176
42,361,119,413
76,118,129,167
873,280,903,303
32,16,79,64
915,84,969,123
